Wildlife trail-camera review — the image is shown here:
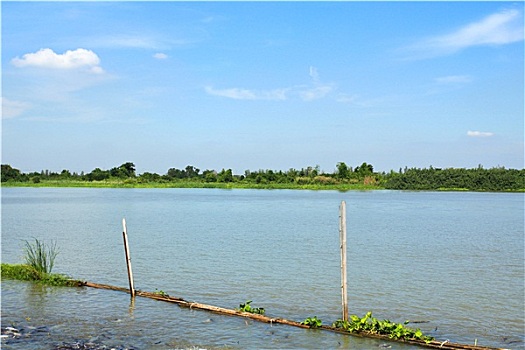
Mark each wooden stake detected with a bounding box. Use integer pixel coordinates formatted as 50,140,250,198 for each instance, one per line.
339,201,348,322
122,218,135,298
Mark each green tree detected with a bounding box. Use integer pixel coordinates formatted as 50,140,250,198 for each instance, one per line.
110,162,136,178
184,165,200,178
336,162,350,179
217,168,233,183
86,168,110,181
1,164,24,182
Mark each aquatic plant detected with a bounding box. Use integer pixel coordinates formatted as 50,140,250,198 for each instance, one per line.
154,288,169,297
0,263,81,287
237,300,265,315
332,312,434,343
23,238,59,274
301,316,322,328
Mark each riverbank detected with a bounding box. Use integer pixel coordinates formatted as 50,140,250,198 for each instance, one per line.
1,180,384,191
2,180,524,192
0,263,82,287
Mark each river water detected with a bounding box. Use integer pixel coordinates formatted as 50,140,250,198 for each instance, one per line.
1,188,523,349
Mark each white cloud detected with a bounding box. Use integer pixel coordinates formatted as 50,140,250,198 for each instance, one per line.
11,48,104,74
435,75,472,84
2,98,31,119
153,53,168,60
300,66,334,101
299,85,333,101
467,130,494,137
309,66,319,81
205,67,335,102
86,34,191,50
406,9,523,58
205,86,288,100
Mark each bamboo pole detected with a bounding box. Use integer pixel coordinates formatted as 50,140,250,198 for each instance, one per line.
80,281,506,350
122,218,135,297
339,200,348,322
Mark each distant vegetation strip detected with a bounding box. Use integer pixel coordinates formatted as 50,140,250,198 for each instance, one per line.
2,162,524,192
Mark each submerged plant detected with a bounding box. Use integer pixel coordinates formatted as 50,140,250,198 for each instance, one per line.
237,300,265,315
301,316,322,328
23,238,59,275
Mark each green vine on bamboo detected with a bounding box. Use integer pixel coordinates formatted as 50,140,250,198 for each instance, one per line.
237,300,265,315
301,316,322,328
153,288,169,297
332,312,434,343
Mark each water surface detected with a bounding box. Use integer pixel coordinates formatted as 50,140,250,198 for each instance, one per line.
2,188,523,349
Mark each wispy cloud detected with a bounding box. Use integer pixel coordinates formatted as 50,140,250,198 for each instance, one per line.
298,66,334,101
85,34,192,50
435,75,472,84
467,130,494,137
299,85,333,101
153,53,168,60
2,97,31,119
11,48,104,74
205,66,335,102
205,86,288,101
404,8,523,59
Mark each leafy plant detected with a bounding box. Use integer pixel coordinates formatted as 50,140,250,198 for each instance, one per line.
237,300,265,315
23,238,59,275
154,288,169,297
332,312,434,343
301,316,322,328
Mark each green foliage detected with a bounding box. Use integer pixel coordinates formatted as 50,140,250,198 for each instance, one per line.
384,166,525,191
23,238,59,274
153,288,169,297
237,300,265,315
0,263,81,287
1,164,26,182
332,312,434,343
2,162,523,192
301,316,322,328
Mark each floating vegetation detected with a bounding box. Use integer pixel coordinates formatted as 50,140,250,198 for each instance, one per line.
237,300,265,315
301,316,322,328
153,288,169,297
332,312,434,343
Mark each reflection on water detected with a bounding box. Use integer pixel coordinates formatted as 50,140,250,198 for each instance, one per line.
1,188,524,349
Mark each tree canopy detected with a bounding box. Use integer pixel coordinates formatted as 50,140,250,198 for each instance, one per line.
1,162,523,192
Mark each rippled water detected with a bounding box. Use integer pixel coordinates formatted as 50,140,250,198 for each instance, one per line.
1,188,524,349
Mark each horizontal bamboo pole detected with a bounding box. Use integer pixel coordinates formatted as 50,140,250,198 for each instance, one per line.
81,281,508,350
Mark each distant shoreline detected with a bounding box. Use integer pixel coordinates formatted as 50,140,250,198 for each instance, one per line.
2,181,523,192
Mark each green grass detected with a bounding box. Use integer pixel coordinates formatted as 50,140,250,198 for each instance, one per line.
0,263,82,287
2,179,384,191
23,238,58,274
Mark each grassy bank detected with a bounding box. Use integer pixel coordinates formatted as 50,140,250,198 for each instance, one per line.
1,179,384,191
1,263,82,287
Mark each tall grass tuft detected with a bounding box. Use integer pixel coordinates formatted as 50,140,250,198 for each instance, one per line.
23,238,59,275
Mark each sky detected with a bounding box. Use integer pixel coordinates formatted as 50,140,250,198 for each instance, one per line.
1,1,524,175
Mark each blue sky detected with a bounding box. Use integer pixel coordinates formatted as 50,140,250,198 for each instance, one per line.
2,1,524,175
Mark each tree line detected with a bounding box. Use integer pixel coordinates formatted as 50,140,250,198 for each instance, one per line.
1,162,524,191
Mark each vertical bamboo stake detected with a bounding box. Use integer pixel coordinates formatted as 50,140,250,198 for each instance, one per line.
122,218,135,297
339,200,348,322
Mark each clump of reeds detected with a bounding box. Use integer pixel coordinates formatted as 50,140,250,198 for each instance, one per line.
1,239,81,287
23,238,59,274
